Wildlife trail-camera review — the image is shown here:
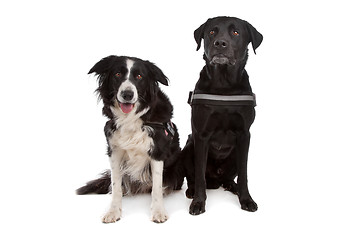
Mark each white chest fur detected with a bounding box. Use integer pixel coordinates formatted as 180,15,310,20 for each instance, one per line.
109,105,154,183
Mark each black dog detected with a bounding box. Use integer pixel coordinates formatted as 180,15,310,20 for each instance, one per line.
182,17,263,215
76,56,183,223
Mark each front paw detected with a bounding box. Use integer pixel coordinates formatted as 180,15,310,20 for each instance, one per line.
151,208,168,223
102,208,121,223
189,200,206,215
240,198,258,212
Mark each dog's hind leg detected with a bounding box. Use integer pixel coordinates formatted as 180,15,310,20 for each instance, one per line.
206,178,221,189
222,180,238,195
235,132,258,212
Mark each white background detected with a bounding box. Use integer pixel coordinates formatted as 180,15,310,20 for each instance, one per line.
1,0,359,239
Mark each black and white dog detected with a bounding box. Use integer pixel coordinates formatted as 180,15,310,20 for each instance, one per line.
182,17,263,215
77,56,183,223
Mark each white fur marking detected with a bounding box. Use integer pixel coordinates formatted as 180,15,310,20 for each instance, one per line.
109,103,153,184
125,59,134,79
150,160,168,223
103,106,155,222
102,150,125,223
117,79,138,104
116,59,137,104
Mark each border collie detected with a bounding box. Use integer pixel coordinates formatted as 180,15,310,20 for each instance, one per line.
76,55,184,223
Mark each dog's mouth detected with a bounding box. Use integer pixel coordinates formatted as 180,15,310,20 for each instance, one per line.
210,54,236,66
119,102,135,114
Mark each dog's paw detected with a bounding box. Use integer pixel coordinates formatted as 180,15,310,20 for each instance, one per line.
240,198,258,212
189,200,205,215
223,182,238,195
102,208,121,223
151,208,168,223
185,188,194,199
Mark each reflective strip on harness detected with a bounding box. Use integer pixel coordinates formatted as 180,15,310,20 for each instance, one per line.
188,91,256,106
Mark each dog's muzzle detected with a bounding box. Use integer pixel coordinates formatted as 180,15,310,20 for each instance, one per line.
117,90,136,114
210,55,236,66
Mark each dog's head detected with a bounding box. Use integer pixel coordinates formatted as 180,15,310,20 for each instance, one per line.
88,55,168,118
194,17,263,66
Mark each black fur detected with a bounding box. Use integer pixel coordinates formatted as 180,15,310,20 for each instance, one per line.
182,17,263,215
76,56,184,195
76,171,111,195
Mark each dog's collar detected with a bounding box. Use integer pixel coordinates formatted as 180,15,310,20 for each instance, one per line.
188,91,256,106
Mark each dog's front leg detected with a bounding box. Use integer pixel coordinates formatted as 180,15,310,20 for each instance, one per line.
236,132,258,212
150,160,168,223
102,150,124,223
189,133,209,215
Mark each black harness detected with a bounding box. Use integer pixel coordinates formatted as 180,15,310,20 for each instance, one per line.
187,91,257,106
144,121,176,138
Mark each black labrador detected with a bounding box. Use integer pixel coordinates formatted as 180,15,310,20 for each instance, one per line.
182,16,263,215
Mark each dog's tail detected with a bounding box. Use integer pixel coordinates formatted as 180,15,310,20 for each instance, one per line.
76,170,111,195
75,170,152,195
76,168,184,196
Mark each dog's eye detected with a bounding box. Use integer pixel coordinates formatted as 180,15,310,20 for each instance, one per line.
115,73,121,77
136,74,142,80
210,30,215,35
232,31,239,36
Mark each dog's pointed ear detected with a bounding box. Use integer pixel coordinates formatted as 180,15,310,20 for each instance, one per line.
146,61,169,86
245,22,263,54
88,55,117,75
194,20,208,51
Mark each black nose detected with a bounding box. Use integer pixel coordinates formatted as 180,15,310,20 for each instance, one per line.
214,39,228,48
121,90,134,101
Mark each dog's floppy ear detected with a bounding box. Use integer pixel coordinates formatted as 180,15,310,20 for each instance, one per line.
88,55,117,75
194,20,208,51
245,22,263,54
146,61,169,86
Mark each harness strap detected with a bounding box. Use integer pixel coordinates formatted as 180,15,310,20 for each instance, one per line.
188,91,256,106
144,121,176,138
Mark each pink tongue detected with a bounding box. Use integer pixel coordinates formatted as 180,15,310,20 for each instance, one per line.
120,103,134,113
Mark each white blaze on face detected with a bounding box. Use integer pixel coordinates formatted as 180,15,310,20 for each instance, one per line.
117,59,138,114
